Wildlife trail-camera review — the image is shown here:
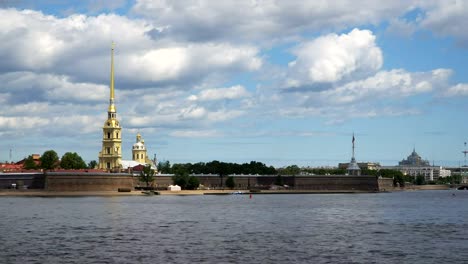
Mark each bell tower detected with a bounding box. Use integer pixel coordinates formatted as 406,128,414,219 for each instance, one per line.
98,43,122,171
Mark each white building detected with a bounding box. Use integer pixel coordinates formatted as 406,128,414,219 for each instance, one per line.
383,165,451,182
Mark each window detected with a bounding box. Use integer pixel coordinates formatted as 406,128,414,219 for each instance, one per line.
116,132,119,138
106,162,110,169
106,147,111,154
107,132,111,139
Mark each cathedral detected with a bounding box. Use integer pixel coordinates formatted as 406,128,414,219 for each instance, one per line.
98,44,156,171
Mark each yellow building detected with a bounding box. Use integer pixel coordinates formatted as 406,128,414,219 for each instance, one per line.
132,133,151,164
98,43,122,171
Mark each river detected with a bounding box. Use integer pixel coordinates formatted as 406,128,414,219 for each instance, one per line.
1,190,468,263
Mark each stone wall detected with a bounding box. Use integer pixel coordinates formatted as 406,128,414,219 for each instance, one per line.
0,173,44,189
45,172,133,191
377,177,394,191
150,174,386,191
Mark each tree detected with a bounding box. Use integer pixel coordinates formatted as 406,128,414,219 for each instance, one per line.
60,152,87,169
225,176,235,189
415,175,426,185
88,160,97,169
157,161,171,173
40,150,59,170
23,155,37,170
139,164,155,188
186,176,200,190
172,166,190,189
281,165,301,175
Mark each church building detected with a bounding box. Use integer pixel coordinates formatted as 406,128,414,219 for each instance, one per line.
98,44,156,171
98,43,122,170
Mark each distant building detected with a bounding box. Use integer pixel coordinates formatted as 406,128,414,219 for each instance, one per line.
385,148,450,182
399,148,430,166
383,165,451,182
338,162,381,170
0,163,23,172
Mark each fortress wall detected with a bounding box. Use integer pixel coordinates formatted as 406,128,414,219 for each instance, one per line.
151,175,384,191
0,173,44,189
377,177,395,191
45,172,133,191
294,176,379,191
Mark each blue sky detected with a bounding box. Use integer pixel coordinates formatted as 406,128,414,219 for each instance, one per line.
1,0,468,167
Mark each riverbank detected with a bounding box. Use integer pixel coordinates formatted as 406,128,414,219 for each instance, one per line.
0,187,453,197
0,189,380,197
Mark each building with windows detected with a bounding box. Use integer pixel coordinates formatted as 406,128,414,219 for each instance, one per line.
383,148,450,182
399,148,430,166
338,162,381,170
98,43,122,171
97,44,156,172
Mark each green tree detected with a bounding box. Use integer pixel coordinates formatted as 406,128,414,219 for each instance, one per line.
172,165,190,189
186,176,200,190
60,152,87,169
157,161,171,173
40,150,59,170
415,175,426,185
139,164,155,188
225,176,235,189
88,160,97,169
281,165,301,175
23,155,37,170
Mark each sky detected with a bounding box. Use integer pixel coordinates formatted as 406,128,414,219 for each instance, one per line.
1,0,468,167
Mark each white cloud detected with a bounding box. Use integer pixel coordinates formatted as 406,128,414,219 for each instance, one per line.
419,0,468,45
190,85,250,101
132,0,414,43
312,68,449,105
0,71,107,103
169,130,222,138
442,83,468,97
120,43,261,85
0,9,262,89
386,18,417,37
287,29,383,86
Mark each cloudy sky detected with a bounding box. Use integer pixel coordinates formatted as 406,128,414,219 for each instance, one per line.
1,0,468,167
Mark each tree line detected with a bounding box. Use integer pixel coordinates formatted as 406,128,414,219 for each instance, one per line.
157,160,277,175
23,150,96,170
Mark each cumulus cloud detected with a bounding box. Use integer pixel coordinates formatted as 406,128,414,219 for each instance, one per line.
0,9,262,89
169,130,222,138
286,29,383,87
132,0,414,43
419,0,468,46
0,71,108,104
441,83,468,97
312,68,450,105
189,85,250,101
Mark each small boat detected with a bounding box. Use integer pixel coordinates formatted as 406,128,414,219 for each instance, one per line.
231,191,244,195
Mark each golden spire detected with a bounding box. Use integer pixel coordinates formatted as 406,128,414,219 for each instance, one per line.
108,42,116,114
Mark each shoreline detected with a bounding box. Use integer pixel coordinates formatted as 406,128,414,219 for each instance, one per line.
0,186,453,197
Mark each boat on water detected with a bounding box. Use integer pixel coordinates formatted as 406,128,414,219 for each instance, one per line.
231,191,244,195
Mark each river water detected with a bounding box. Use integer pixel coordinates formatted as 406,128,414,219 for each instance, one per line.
1,190,468,264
